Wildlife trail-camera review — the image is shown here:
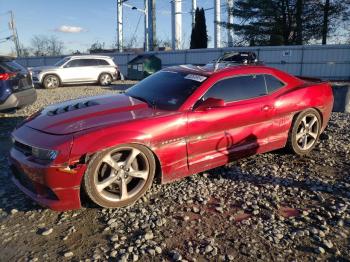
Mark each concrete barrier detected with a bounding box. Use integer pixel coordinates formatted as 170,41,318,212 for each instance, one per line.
332,83,350,113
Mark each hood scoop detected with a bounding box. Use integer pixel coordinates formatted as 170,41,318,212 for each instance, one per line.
47,100,99,116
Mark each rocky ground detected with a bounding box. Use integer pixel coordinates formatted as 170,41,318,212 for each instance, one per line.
0,82,349,262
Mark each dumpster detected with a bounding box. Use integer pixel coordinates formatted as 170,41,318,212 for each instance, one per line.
127,54,161,80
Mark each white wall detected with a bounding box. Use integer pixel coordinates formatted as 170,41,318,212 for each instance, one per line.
16,45,350,80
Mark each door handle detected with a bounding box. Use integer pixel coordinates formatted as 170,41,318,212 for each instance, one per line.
262,105,273,111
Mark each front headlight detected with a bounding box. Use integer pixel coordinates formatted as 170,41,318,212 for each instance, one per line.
32,146,58,161
33,70,41,75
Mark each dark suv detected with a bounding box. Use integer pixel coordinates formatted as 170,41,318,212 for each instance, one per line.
0,56,36,111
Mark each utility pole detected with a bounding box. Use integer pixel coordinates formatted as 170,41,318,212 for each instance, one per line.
214,0,221,48
151,0,156,50
192,0,196,28
144,0,149,51
171,0,182,50
226,0,234,47
117,0,123,52
8,11,21,57
145,0,156,51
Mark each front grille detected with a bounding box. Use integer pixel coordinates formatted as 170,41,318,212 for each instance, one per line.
11,165,36,194
14,140,32,156
11,165,59,201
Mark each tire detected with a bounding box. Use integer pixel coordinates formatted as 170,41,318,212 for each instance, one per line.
43,74,60,89
83,144,156,208
286,108,322,156
99,73,112,86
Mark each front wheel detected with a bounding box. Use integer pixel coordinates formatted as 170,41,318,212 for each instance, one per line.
43,75,60,89
83,144,156,208
286,109,322,156
99,73,112,86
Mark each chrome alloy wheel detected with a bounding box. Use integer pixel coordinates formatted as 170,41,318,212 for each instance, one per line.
44,75,59,88
100,74,112,85
295,114,320,150
93,147,149,202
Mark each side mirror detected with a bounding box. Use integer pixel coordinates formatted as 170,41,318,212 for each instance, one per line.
194,97,225,111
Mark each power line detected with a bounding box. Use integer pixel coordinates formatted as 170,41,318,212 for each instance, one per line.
131,13,143,41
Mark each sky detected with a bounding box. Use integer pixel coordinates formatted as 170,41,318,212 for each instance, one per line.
0,0,230,55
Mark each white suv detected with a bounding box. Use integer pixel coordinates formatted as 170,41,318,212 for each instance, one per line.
31,55,119,89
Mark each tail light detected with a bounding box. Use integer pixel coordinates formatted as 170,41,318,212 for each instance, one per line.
0,72,16,80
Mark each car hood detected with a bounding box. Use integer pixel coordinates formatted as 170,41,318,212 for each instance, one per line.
25,94,157,135
30,65,58,71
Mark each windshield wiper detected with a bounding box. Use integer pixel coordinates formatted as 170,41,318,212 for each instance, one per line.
128,95,156,109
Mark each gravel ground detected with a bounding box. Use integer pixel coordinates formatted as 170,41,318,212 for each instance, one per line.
0,82,350,262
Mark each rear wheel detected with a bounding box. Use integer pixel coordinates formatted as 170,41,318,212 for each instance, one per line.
43,74,60,89
287,109,321,156
83,144,155,208
99,73,112,86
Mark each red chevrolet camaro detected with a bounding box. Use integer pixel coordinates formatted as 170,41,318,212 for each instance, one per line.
9,64,333,211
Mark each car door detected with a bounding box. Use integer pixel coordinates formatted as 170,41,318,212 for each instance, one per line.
187,74,274,174
59,59,90,82
83,59,102,81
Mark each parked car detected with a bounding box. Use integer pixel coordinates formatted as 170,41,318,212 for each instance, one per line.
30,55,119,89
216,51,258,64
9,63,333,211
0,56,36,111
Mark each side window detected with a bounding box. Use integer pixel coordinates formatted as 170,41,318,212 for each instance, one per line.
65,59,83,67
264,74,285,93
98,59,109,66
203,75,267,102
80,59,94,66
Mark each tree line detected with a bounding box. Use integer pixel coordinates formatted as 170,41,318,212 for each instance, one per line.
19,1,349,56
191,0,349,48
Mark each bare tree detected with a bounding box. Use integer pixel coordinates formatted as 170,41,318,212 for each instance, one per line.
123,36,137,49
46,36,64,56
31,35,64,56
18,44,31,57
31,35,47,56
88,41,106,53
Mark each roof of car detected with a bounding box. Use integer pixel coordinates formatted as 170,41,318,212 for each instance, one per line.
164,63,272,77
67,55,113,60
0,56,16,62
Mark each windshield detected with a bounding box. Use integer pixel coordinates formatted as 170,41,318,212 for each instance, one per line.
54,57,70,67
125,71,206,111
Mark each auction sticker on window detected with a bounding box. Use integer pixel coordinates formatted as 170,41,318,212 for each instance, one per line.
184,74,207,82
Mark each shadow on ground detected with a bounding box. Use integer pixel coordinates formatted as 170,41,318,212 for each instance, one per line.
331,83,350,113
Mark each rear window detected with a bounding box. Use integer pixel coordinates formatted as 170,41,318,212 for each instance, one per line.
0,61,26,73
264,74,285,93
98,59,110,65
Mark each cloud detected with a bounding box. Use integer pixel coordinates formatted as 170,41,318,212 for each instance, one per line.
55,25,84,33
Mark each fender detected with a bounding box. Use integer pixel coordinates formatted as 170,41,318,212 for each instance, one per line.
70,128,152,162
